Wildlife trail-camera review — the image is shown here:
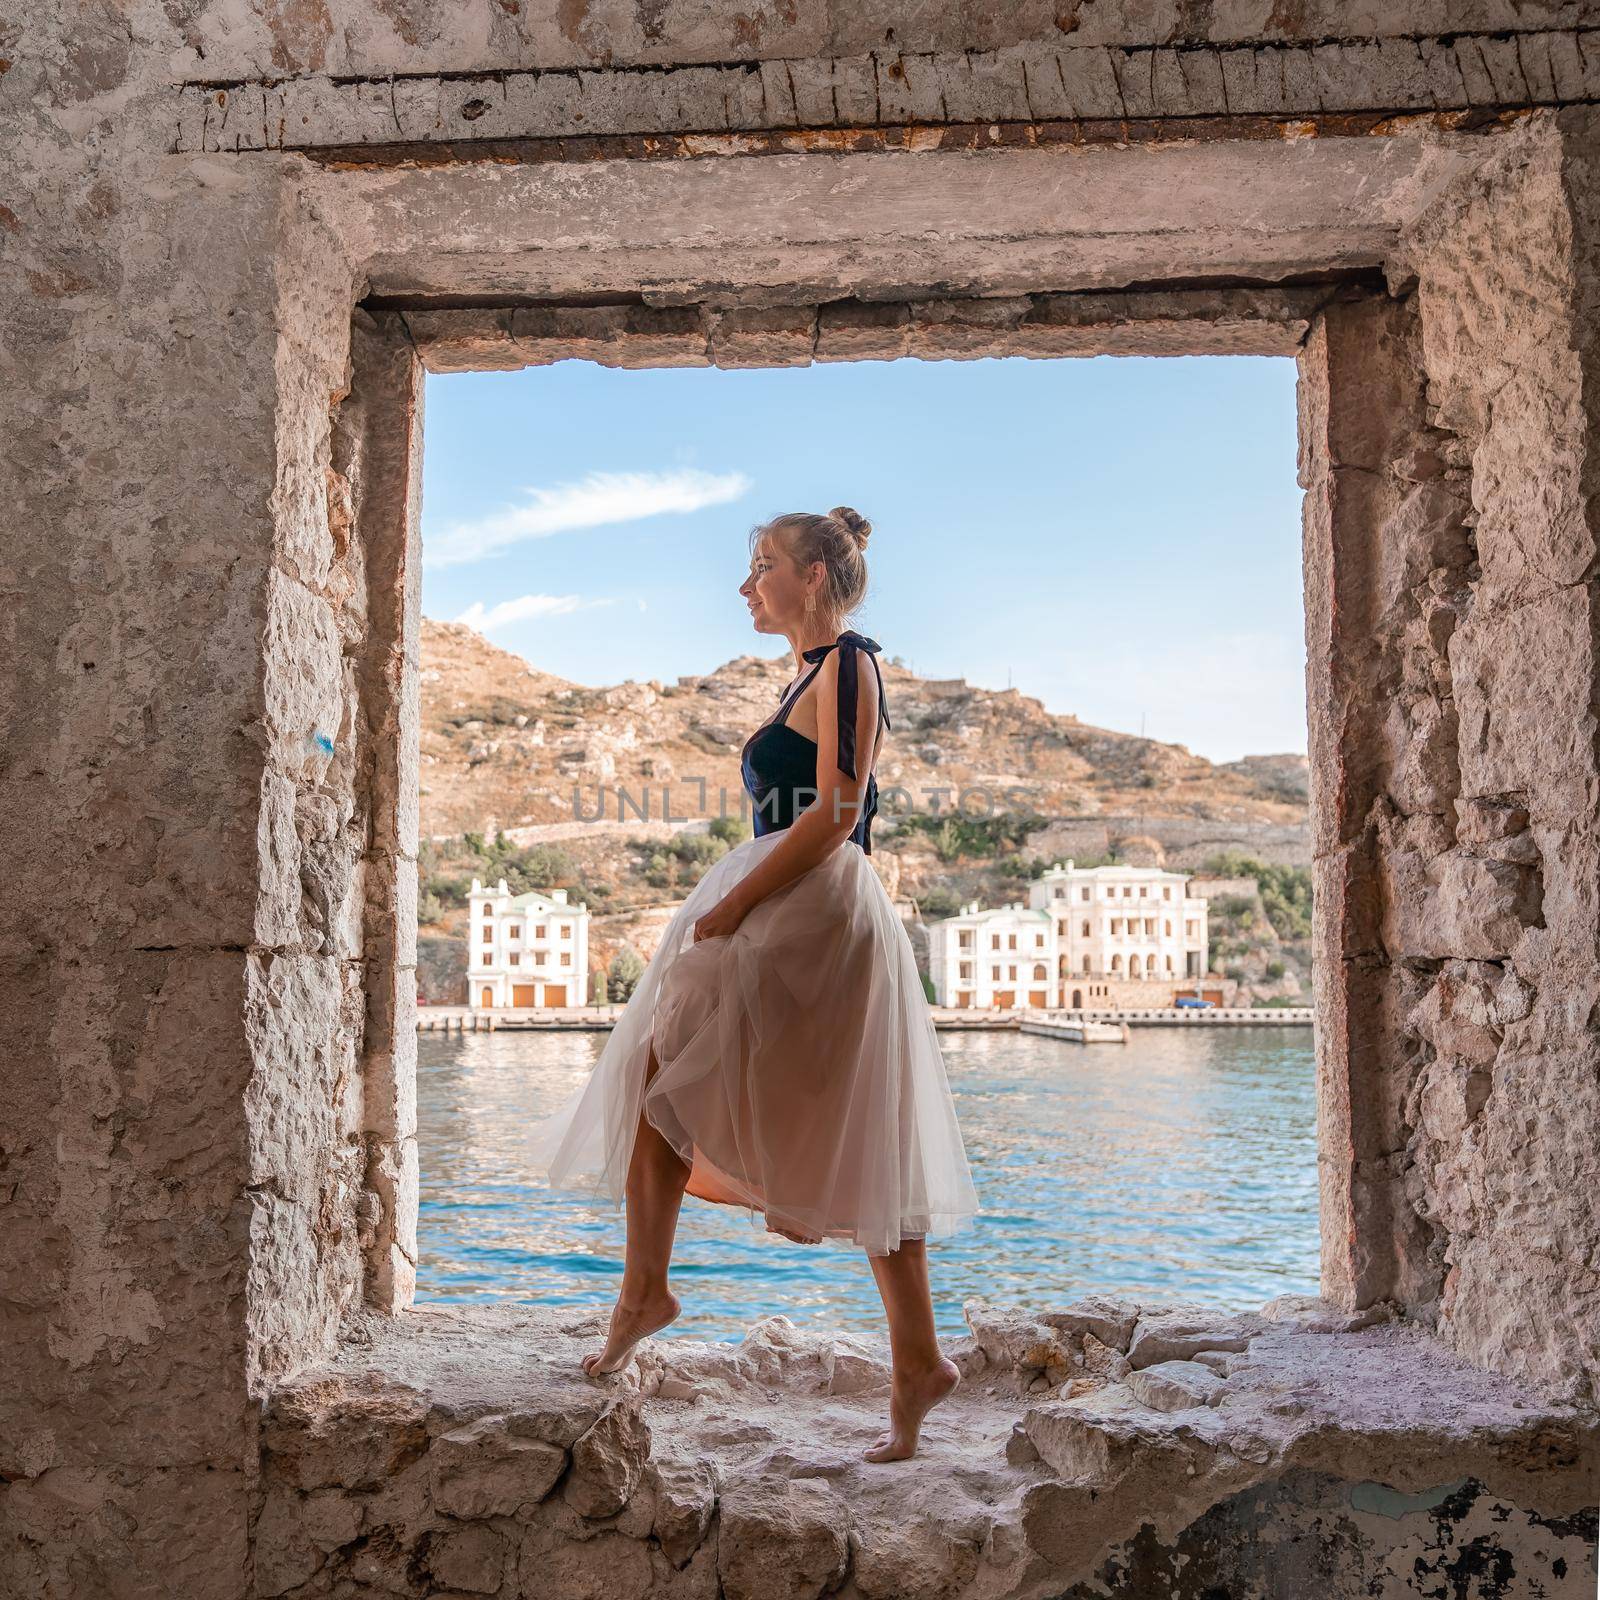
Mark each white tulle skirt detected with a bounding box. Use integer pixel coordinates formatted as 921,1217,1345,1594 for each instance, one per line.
527,829,979,1256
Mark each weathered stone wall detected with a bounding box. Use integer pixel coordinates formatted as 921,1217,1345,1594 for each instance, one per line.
5,4,1600,1597
1,23,379,1589
337,312,427,1317
1299,115,1600,1406
1387,112,1600,1404
1299,287,1468,1333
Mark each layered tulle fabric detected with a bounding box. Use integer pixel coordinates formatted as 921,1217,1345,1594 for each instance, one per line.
527,829,979,1256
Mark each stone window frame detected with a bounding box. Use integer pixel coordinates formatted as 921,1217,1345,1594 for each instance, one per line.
309,117,1589,1415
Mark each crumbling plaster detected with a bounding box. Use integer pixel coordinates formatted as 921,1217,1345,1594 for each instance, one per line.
4,4,1600,1597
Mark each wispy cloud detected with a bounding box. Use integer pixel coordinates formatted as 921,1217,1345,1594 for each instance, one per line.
454,593,614,633
424,468,752,569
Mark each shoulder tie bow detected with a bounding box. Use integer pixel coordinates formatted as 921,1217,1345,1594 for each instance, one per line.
800,629,892,782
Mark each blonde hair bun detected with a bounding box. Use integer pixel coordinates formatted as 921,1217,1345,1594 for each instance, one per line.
829,505,872,548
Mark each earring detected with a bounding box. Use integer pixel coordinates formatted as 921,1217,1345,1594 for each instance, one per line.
804,593,816,614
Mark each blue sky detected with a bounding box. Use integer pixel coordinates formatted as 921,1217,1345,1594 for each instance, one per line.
420,354,1305,763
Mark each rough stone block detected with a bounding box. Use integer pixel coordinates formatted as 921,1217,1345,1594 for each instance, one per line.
965,1299,1079,1377
254,1489,327,1596
1039,1295,1140,1352
717,1479,850,1600
1127,1359,1225,1411
758,60,799,125
909,297,1031,357
1127,1310,1265,1370
1258,1295,1390,1334
1219,46,1276,115
1417,36,1471,107
406,310,525,374
881,53,948,123
263,1378,431,1493
516,1521,655,1600
508,306,707,370
708,306,816,368
649,1453,717,1568
1373,38,1434,109
1017,48,1074,119
814,300,913,363
427,1523,510,1593
301,1489,364,1552
504,70,582,138
364,964,419,1139
363,1134,419,1311
1429,851,1543,961
565,1398,651,1518
430,1416,567,1519
1408,960,1505,1068
785,57,841,126
945,50,1031,122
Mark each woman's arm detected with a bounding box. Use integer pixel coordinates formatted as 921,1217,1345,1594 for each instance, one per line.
692,644,880,939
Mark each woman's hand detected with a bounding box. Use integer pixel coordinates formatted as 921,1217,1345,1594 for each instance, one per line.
692,891,750,943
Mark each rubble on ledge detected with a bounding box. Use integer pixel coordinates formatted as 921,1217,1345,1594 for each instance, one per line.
256,1294,1598,1599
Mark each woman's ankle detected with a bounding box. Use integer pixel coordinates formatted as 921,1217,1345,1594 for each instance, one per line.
891,1348,951,1380
616,1283,675,1313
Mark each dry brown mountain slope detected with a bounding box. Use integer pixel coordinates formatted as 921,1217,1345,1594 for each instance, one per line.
418,617,1307,842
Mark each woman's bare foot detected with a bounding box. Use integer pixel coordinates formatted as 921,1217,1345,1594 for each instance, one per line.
581,1289,681,1377
863,1356,961,1462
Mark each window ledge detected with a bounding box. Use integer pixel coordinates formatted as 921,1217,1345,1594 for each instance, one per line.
258,1297,1599,1597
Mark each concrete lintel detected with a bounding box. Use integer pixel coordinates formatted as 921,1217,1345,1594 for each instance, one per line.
172,30,1598,158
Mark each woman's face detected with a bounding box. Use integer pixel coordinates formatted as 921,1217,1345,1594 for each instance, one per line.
740,530,816,635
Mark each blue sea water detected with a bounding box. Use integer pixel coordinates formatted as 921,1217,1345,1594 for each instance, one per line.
415,1026,1319,1340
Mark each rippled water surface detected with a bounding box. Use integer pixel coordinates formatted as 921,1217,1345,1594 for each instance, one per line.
416,1025,1318,1339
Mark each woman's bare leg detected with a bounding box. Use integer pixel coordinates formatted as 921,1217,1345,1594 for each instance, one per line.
582,1043,691,1376
862,1238,961,1462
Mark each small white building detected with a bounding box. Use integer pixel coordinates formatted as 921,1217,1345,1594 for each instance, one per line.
467,877,591,1009
927,860,1210,1009
927,902,1056,1010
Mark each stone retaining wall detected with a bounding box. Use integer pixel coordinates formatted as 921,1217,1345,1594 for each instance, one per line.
250,1298,1598,1600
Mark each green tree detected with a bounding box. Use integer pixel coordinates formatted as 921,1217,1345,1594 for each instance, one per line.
609,945,646,1002
916,886,963,920
709,814,751,847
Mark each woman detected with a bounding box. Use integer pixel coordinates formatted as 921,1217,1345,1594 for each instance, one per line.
528,505,979,1462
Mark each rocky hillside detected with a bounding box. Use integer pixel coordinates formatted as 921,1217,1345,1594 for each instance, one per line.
416,618,1313,997
418,618,1309,842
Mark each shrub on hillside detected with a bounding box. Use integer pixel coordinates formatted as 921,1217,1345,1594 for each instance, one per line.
1200,851,1313,941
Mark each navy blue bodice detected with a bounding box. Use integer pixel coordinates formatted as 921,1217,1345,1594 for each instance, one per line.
739,630,892,854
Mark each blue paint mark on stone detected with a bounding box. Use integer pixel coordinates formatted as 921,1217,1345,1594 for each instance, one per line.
312,732,335,755
1349,1479,1468,1520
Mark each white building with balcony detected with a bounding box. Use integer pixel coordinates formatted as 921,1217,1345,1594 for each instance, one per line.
927,860,1210,1009
467,877,591,1009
